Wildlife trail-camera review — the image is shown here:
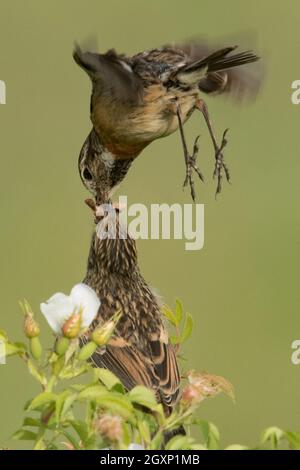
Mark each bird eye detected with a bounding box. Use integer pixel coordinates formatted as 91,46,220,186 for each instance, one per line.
83,168,93,180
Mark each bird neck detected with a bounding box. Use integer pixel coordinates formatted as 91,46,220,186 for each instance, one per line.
86,213,138,279
89,128,135,197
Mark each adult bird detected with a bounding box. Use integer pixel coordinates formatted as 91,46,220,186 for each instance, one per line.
74,40,261,200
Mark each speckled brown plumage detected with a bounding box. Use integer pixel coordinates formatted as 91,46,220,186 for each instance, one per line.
82,212,180,412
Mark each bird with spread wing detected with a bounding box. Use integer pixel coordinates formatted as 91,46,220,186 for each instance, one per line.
75,40,261,201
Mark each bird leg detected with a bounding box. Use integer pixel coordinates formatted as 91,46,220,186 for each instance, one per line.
195,99,230,197
176,106,204,202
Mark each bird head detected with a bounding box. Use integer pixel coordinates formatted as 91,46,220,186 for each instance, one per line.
78,128,133,205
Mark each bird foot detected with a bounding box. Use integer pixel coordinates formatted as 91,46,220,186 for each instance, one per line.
183,135,204,202
213,128,231,197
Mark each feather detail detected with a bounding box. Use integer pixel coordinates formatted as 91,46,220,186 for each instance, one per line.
73,44,143,104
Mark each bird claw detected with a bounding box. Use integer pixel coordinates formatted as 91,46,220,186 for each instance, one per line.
213,128,230,197
183,135,204,202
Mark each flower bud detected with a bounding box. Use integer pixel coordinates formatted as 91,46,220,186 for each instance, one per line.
20,299,40,338
61,312,82,339
30,336,42,360
181,384,203,406
94,415,123,442
187,370,235,400
55,337,70,356
92,315,120,347
24,313,40,338
78,341,97,361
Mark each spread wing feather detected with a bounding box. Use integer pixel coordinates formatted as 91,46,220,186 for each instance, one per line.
170,40,262,101
73,44,143,104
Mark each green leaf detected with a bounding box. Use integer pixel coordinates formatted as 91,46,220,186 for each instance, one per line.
95,368,124,393
41,402,56,425
190,443,207,450
129,386,158,410
71,384,86,392
86,400,97,428
122,422,132,447
12,429,37,441
207,422,220,450
170,312,194,345
150,431,163,450
166,435,196,450
95,393,135,421
60,430,81,450
59,363,89,379
154,403,166,424
137,420,151,444
84,435,97,450
61,393,78,418
285,431,300,450
23,417,40,427
68,420,89,444
161,305,178,327
78,385,106,400
27,392,57,411
175,299,183,325
180,312,194,343
78,385,134,422
198,420,220,450
55,390,72,423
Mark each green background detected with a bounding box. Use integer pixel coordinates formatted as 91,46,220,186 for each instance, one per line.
0,0,299,448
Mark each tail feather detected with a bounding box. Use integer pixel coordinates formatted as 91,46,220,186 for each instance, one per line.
180,46,238,74
207,50,260,72
175,46,259,87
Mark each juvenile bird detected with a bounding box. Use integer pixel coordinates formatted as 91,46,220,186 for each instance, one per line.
81,196,180,416
74,40,261,200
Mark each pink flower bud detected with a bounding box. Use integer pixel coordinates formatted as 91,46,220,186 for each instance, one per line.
24,312,40,339
94,415,123,442
61,312,82,339
181,384,203,405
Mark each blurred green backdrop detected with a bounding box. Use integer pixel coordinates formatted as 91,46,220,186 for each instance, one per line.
0,0,299,448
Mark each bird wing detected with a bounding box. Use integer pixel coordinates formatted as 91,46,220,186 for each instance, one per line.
88,334,180,410
167,40,263,101
73,45,144,105
148,338,181,408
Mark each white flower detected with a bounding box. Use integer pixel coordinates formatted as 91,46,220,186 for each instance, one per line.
40,283,100,335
